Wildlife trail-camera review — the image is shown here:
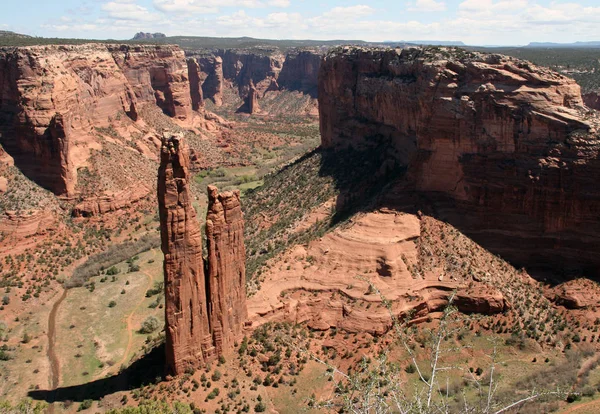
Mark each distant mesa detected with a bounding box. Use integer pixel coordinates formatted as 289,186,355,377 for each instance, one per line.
132,32,167,40
526,41,600,48
0,30,30,38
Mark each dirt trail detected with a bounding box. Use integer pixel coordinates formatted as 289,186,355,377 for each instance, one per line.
46,287,68,411
103,249,157,375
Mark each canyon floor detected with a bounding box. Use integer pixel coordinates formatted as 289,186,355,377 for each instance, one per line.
1,46,600,414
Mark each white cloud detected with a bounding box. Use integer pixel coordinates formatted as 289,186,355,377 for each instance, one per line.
153,0,288,14
267,0,290,7
408,0,446,12
102,2,162,21
153,0,218,13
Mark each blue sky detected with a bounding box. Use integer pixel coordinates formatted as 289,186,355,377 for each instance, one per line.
2,0,600,45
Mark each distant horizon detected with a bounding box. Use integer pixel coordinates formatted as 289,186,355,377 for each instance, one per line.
2,1,600,47
6,29,600,49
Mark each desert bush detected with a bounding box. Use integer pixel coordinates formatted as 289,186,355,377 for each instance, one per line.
140,316,160,334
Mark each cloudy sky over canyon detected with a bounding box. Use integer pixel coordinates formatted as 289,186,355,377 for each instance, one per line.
2,0,600,45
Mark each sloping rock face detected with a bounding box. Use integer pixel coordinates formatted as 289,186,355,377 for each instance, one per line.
319,47,600,276
206,185,248,355
158,136,247,375
0,43,193,196
158,135,214,375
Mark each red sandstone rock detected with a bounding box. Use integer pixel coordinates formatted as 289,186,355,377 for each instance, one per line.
206,185,247,356
583,91,600,111
158,134,214,375
318,46,600,276
0,43,193,196
278,49,322,97
197,56,224,106
109,45,192,120
238,81,260,114
158,137,247,375
72,185,150,217
186,58,204,111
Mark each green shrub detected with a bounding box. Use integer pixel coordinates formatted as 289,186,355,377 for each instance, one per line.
140,316,160,334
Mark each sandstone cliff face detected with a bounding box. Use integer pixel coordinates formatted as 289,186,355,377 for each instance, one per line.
158,135,214,375
109,45,192,120
186,58,204,111
583,91,600,111
219,49,284,95
278,50,322,97
0,44,194,196
206,185,247,355
158,136,247,375
193,48,322,103
197,56,224,106
319,47,600,276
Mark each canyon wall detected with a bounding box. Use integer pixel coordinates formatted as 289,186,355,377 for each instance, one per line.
277,50,321,97
0,43,195,196
583,91,600,111
319,47,600,276
158,135,247,375
193,47,323,107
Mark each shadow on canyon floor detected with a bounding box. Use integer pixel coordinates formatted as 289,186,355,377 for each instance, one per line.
28,344,166,403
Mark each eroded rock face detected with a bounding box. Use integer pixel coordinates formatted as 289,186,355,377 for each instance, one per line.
220,49,285,96
158,135,214,375
278,50,322,97
319,47,600,276
109,45,192,120
187,58,204,111
206,185,248,355
158,136,247,375
198,56,224,106
0,43,193,196
238,81,260,114
583,91,600,111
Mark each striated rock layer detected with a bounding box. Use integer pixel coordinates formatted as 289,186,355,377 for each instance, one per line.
206,185,248,355
158,136,247,375
319,46,600,277
0,43,194,196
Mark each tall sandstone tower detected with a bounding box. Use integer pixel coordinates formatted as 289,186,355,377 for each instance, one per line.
158,134,247,375
206,186,248,355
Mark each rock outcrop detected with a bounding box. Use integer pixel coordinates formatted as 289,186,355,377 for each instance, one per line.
278,49,322,97
220,48,285,96
158,135,247,375
238,81,260,114
187,58,204,111
198,56,224,106
72,185,150,217
319,46,600,277
109,45,191,120
583,91,600,111
193,48,323,104
158,135,214,375
0,43,193,196
206,185,248,355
